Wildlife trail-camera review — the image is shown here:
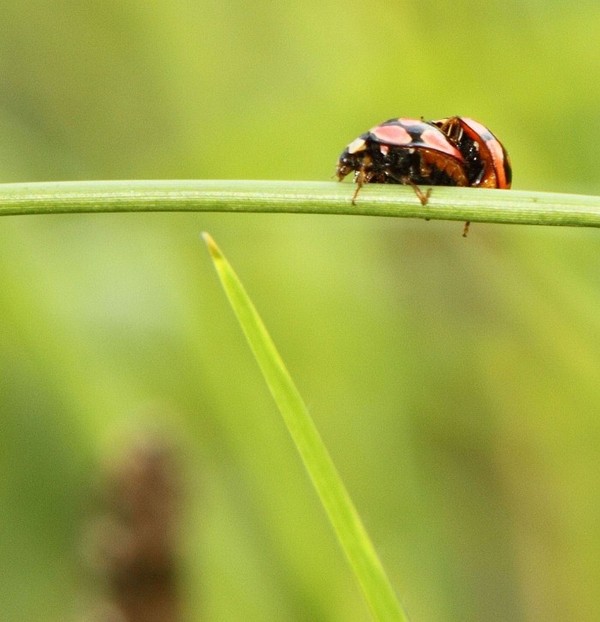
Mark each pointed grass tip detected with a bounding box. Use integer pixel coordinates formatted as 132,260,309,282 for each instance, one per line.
201,232,221,259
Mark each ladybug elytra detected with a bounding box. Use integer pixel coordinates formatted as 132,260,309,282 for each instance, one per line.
336,118,468,205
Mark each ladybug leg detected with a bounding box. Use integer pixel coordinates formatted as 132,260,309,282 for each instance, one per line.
406,181,431,206
435,117,462,144
436,118,452,134
387,170,432,206
351,169,367,205
352,165,373,205
462,221,471,237
351,156,374,205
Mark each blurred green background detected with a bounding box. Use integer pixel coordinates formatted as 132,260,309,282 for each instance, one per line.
1,1,600,620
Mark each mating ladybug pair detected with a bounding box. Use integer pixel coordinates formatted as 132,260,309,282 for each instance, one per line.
336,116,512,234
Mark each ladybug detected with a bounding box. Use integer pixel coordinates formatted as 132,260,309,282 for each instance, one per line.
430,117,512,190
336,116,512,236
336,117,468,205
431,117,512,236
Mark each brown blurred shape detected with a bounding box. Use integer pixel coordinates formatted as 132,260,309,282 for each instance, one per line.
87,434,183,622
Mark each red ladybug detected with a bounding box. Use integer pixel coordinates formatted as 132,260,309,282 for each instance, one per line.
336,116,512,236
336,117,468,205
430,117,512,189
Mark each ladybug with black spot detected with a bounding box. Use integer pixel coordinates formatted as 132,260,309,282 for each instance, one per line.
430,117,512,190
336,117,468,205
336,116,512,235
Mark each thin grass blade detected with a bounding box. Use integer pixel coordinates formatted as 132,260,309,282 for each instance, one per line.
202,232,409,622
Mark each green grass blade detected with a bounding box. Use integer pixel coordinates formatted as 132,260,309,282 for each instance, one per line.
1,179,600,230
202,232,409,622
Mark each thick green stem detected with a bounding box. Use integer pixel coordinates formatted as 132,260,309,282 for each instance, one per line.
0,180,599,228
